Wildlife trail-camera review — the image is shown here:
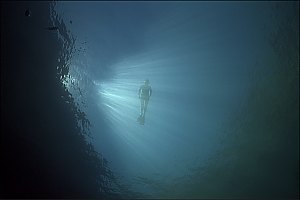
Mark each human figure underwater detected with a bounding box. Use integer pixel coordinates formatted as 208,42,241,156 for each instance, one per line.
137,79,152,125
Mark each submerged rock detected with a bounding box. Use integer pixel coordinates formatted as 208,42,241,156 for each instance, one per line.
45,26,59,31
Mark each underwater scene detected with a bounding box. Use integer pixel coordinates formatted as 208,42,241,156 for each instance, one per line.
1,1,299,199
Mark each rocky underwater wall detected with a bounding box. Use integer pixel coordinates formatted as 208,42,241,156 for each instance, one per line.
0,1,133,198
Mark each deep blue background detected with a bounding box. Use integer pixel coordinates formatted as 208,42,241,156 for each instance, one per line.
1,1,299,198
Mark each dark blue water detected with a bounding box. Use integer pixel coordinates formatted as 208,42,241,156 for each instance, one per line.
1,1,299,199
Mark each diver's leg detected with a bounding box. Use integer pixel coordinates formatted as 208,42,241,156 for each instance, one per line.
143,99,149,117
140,99,145,116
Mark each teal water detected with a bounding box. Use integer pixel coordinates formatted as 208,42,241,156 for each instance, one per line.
2,1,297,198
56,2,299,198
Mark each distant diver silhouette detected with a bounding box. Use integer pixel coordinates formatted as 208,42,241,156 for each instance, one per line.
137,79,152,125
25,9,31,17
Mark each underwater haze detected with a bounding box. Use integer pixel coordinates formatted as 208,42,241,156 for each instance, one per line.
55,1,299,198
1,1,299,199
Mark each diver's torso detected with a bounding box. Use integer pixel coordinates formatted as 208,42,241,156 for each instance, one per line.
140,85,151,98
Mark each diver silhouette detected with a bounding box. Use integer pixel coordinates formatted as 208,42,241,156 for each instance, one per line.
137,79,152,125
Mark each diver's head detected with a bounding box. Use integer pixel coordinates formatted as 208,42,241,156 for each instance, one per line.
144,79,150,85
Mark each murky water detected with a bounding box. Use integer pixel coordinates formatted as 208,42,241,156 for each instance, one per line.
1,1,298,198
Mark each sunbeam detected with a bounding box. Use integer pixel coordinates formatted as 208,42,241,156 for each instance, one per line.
49,1,300,198
92,44,227,183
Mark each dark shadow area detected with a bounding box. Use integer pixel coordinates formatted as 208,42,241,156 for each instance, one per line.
158,2,299,199
0,1,135,198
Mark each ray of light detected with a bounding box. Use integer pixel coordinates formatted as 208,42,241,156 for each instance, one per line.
93,44,224,180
